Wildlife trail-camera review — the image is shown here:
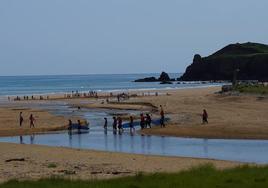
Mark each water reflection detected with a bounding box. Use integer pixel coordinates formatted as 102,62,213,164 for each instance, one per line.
30,134,35,144
161,136,166,155
3,131,268,164
203,139,208,158
19,136,23,144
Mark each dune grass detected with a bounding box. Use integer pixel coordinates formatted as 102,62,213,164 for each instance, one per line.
1,165,268,188
235,84,268,95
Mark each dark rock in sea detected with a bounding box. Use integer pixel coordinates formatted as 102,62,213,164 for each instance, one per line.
134,77,158,82
134,72,174,82
158,72,171,81
179,42,268,81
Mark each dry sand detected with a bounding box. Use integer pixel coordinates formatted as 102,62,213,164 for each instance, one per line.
0,143,239,182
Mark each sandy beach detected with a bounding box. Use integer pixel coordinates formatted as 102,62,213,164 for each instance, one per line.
0,86,267,182
0,142,239,183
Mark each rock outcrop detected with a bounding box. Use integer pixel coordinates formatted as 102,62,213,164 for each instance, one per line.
134,72,174,82
179,42,268,81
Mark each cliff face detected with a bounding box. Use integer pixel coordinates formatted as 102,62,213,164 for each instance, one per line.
179,42,268,81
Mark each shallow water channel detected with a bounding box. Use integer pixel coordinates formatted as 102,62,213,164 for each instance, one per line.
1,102,268,164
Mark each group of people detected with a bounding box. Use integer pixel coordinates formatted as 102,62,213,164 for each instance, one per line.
19,112,35,128
11,95,49,101
102,105,166,134
65,90,99,98
139,113,152,129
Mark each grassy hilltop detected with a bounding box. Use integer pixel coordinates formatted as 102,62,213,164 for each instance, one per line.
180,42,268,81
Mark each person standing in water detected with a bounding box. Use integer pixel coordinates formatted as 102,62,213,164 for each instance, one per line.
104,118,108,130
77,120,82,134
29,114,35,128
129,116,134,133
19,112,24,127
140,113,145,129
160,105,165,128
117,117,123,133
146,114,152,128
68,119,73,131
202,109,208,124
112,117,117,132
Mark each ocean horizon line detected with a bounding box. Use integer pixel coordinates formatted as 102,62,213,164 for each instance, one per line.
0,72,182,78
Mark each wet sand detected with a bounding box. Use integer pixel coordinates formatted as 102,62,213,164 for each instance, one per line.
0,142,239,182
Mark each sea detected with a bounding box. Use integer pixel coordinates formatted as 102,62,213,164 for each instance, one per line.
0,73,223,97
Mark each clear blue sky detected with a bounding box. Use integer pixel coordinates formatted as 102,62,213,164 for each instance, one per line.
0,0,267,76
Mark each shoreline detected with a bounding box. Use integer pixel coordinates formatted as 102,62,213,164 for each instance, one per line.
0,83,224,101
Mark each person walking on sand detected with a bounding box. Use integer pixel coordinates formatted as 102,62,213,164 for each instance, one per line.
29,114,35,128
202,109,208,124
19,112,24,127
160,105,165,128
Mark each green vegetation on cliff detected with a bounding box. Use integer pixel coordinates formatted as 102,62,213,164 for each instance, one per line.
180,42,268,81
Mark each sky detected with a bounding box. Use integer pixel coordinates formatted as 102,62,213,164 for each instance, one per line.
0,0,268,76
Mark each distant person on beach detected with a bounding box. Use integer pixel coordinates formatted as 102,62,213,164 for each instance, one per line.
104,118,108,130
117,95,120,102
129,116,134,133
160,105,165,128
29,114,35,128
140,113,145,129
19,112,24,127
202,109,208,124
146,114,152,128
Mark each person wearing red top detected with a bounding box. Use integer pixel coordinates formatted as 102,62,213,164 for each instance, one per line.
160,105,165,128
140,113,145,129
